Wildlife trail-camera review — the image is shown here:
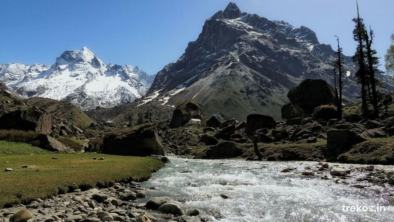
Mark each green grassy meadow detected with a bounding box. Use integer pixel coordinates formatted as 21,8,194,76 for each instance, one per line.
0,141,163,207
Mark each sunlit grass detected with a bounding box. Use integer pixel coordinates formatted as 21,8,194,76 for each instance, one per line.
0,141,163,207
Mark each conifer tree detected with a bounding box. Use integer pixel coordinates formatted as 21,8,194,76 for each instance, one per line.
386,34,394,76
352,2,369,118
335,37,344,119
364,28,380,117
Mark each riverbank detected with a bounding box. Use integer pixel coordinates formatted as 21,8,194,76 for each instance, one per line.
0,141,164,208
0,180,201,222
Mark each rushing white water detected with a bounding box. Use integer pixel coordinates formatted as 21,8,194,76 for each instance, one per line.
143,158,394,222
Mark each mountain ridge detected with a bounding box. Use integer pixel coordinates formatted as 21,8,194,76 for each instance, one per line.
0,47,153,110
143,3,362,120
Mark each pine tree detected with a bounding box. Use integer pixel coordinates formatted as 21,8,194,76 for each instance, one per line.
352,2,369,118
364,28,380,118
333,68,339,101
386,34,394,76
334,37,344,119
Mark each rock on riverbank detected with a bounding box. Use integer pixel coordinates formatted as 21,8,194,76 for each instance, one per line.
0,182,203,222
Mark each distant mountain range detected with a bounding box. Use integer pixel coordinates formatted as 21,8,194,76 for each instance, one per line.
0,47,153,110
141,3,393,120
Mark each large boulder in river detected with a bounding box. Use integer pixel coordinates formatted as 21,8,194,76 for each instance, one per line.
146,197,171,209
170,102,202,128
287,79,336,115
204,141,242,159
245,114,276,135
158,201,184,216
326,129,366,160
0,109,52,134
102,126,164,156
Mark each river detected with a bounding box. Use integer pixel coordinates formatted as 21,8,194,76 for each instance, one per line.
143,157,394,222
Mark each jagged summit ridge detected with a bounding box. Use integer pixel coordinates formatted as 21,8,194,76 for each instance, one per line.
0,47,153,110
223,2,242,19
212,2,243,20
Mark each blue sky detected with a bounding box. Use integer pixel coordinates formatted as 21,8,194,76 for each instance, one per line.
0,0,393,74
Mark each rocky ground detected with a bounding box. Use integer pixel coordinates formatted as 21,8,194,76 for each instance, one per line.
0,181,203,222
148,79,394,165
157,111,394,163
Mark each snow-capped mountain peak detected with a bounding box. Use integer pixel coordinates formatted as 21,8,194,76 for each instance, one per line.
56,47,100,65
0,48,153,110
54,47,105,73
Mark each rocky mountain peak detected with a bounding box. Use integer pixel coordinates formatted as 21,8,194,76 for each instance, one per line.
145,3,367,120
55,47,103,68
223,2,242,19
211,2,242,20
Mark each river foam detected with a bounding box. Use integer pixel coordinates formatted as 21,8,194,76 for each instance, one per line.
143,158,394,222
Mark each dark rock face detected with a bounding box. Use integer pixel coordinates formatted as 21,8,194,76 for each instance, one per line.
220,2,242,19
215,124,236,140
287,79,336,115
199,134,219,146
145,3,364,121
326,129,366,160
204,141,242,159
0,109,52,134
206,114,224,128
169,102,201,128
245,114,276,134
102,127,164,156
